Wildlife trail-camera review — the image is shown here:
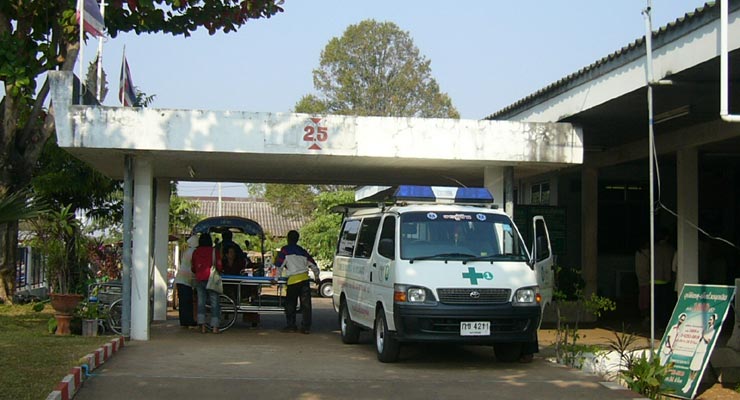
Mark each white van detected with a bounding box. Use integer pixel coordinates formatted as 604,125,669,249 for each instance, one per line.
332,186,554,363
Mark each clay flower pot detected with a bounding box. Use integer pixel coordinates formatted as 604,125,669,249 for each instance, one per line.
50,293,83,336
50,293,84,315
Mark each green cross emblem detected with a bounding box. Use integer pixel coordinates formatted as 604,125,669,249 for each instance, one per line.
462,267,492,285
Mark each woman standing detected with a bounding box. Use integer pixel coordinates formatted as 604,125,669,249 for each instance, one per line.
191,234,223,333
175,235,199,328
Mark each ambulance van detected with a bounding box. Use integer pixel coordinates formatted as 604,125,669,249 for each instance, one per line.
332,186,554,363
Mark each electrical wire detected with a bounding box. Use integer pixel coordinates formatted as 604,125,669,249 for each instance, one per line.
651,123,739,252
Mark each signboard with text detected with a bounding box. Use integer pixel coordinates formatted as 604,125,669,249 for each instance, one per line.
659,284,736,399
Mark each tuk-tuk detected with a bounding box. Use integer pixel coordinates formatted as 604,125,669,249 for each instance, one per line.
191,216,288,332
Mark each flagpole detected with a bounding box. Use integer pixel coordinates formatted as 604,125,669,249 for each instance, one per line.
120,45,126,105
96,0,107,102
78,0,84,104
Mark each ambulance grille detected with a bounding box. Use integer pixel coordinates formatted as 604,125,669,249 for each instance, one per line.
437,288,511,304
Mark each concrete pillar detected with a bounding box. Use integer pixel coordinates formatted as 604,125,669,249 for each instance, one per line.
504,166,514,217
676,148,699,292
173,244,180,276
484,166,505,210
581,166,598,297
131,158,154,341
153,179,171,321
122,156,133,338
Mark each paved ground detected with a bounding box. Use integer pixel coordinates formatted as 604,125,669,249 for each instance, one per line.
73,297,660,400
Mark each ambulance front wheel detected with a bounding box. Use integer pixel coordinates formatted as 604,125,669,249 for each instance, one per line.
375,307,400,363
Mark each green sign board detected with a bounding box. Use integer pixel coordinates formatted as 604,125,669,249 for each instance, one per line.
513,205,566,257
659,284,736,399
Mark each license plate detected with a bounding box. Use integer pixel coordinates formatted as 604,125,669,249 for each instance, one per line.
460,321,490,336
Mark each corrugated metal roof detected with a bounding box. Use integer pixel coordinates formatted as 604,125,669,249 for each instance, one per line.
185,197,309,237
487,2,718,120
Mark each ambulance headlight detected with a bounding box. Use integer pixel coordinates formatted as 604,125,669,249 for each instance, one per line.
408,288,426,302
394,285,436,304
513,287,540,305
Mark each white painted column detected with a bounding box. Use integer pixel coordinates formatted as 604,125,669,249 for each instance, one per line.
153,179,171,321
581,166,598,297
504,166,514,217
676,148,699,292
484,166,505,210
131,158,154,341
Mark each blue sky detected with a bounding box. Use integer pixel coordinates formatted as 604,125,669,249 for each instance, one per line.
83,0,705,196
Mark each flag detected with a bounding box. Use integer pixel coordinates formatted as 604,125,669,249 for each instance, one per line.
119,54,136,106
76,0,105,37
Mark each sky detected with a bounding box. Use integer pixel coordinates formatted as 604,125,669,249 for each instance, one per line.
81,0,706,197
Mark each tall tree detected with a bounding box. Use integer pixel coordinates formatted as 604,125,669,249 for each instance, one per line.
0,0,284,302
270,19,461,260
301,19,459,118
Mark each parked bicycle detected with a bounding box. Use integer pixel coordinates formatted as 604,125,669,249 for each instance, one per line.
87,281,123,335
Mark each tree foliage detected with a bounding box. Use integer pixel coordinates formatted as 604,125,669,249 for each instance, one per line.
269,20,461,263
299,190,353,267
0,0,284,302
32,138,121,219
169,186,203,237
302,19,459,118
0,187,47,223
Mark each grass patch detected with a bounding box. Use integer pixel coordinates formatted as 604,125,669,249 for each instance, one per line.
0,303,115,400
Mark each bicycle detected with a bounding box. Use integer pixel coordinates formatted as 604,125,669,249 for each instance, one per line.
87,281,123,335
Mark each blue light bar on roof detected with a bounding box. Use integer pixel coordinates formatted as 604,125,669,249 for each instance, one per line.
393,185,493,204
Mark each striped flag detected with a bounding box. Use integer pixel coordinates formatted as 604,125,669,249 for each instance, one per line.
76,0,105,37
119,54,136,106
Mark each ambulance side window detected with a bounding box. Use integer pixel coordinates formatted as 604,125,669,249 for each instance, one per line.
355,217,381,259
337,219,360,257
534,219,550,261
377,216,396,260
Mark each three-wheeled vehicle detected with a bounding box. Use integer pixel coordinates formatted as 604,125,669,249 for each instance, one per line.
191,216,289,332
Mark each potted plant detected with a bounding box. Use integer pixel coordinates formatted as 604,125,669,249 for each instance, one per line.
75,298,104,337
29,204,90,335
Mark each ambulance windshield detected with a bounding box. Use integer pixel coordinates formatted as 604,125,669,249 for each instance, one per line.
399,212,527,262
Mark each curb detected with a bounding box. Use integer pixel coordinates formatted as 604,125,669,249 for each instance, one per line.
45,336,125,400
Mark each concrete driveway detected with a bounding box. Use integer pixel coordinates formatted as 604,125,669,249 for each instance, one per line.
74,297,643,400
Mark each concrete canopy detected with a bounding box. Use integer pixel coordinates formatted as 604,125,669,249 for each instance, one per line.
50,71,582,188
49,70,583,341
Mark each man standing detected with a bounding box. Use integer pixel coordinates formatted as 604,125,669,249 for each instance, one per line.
274,230,320,334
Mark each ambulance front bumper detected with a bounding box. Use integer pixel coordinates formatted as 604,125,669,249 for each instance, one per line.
392,302,540,344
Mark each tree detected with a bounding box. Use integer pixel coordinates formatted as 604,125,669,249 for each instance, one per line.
302,19,459,118
0,0,284,303
299,190,354,267
267,21,462,266
264,20,460,259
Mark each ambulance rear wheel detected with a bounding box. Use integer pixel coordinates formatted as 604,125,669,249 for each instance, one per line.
375,308,400,363
494,343,522,363
340,300,360,344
